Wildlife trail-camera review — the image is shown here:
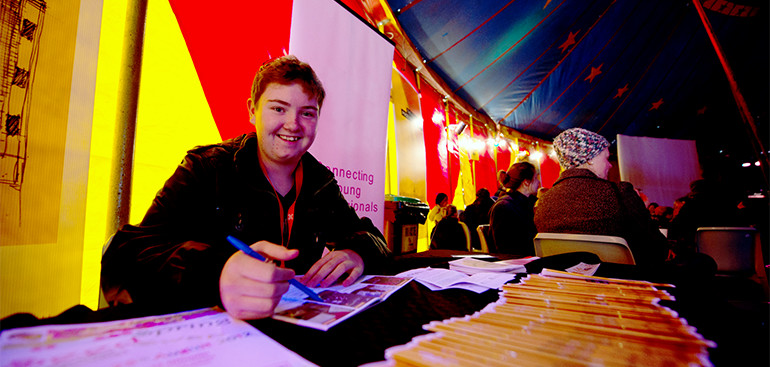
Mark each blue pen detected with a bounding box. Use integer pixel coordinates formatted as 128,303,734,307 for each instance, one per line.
226,235,324,302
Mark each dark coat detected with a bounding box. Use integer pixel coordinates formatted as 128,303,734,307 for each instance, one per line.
534,168,668,267
101,133,390,311
431,217,468,251
461,196,495,249
489,191,538,255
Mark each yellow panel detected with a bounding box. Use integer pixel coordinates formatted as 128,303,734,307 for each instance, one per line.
386,101,398,195
131,0,221,222
82,0,220,308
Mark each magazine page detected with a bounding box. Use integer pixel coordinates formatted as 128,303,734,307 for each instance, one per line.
272,275,412,331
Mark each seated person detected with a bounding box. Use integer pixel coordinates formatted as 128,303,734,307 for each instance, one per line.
652,206,674,228
461,188,495,250
534,128,668,268
100,56,390,320
647,202,659,219
668,177,747,255
489,162,540,255
427,192,449,224
430,205,468,251
427,192,449,239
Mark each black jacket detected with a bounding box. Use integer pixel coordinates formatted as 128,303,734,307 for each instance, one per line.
489,191,538,255
101,133,390,311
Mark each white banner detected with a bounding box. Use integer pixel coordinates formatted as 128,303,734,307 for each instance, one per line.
617,134,701,207
289,0,394,233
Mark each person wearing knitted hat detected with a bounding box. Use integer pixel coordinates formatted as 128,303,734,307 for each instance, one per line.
534,128,669,269
552,127,612,179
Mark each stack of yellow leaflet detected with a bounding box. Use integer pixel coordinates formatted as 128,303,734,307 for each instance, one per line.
384,269,715,367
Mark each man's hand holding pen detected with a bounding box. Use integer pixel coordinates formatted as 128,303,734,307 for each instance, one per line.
220,240,299,320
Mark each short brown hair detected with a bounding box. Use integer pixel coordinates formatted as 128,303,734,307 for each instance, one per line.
251,55,326,110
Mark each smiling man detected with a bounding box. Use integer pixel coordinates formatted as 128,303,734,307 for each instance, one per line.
101,56,390,320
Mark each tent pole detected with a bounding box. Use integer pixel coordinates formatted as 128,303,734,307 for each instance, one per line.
107,0,149,238
692,0,769,188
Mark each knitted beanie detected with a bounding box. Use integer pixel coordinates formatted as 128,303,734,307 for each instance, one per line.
553,128,609,169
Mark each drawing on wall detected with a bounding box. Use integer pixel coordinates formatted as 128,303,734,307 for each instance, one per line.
0,0,46,191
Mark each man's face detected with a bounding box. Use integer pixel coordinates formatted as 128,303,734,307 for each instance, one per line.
248,83,319,168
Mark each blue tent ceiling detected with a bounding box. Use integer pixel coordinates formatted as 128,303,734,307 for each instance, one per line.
385,0,768,166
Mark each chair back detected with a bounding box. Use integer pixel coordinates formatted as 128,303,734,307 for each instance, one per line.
476,224,490,253
533,233,636,265
696,227,757,274
459,221,472,252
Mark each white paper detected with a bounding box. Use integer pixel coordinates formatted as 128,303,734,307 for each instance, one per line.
396,267,515,293
448,257,530,275
0,308,316,367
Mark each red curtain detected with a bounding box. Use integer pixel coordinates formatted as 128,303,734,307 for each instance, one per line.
540,154,561,189
473,126,498,194
169,0,293,140
446,107,460,202
420,79,449,207
497,148,511,175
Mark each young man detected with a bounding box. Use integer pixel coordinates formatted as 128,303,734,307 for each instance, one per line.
101,56,389,320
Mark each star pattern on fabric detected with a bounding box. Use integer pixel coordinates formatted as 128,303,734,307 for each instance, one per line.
584,64,603,83
614,83,629,99
559,31,579,53
288,213,294,222
697,106,707,115
649,98,664,111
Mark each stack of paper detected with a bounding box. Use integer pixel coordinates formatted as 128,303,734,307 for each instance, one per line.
381,269,715,366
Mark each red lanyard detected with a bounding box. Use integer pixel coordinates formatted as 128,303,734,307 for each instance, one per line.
258,158,303,249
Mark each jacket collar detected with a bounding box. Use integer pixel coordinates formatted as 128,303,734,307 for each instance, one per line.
232,133,334,194
553,168,605,186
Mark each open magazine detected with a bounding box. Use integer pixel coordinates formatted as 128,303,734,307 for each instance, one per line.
272,275,412,331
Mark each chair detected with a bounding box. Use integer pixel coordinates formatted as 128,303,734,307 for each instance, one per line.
459,221,472,252
696,227,759,275
533,233,636,265
476,224,490,253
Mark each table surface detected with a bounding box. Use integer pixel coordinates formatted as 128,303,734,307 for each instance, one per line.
2,250,767,367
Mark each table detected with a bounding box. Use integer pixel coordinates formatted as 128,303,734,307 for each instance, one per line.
2,250,767,366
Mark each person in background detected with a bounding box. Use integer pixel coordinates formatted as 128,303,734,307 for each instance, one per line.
489,162,540,255
536,187,549,206
462,188,495,250
534,128,668,268
668,178,746,256
428,192,449,225
647,202,660,219
101,55,390,320
652,206,674,228
430,205,468,250
672,196,688,219
427,192,450,242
